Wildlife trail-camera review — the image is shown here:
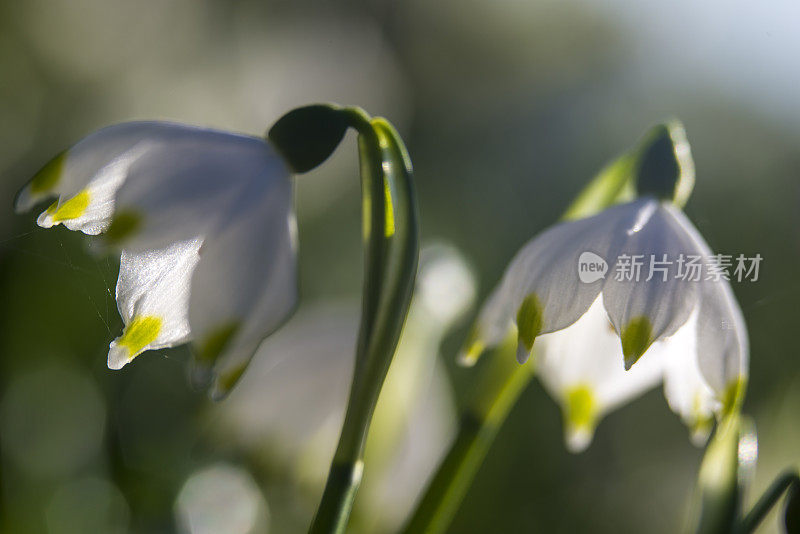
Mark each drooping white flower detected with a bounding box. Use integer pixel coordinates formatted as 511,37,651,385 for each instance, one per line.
15,121,297,396
464,196,748,448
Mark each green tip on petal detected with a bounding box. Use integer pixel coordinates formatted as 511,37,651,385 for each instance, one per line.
105,211,142,244
721,376,747,416
635,120,695,208
516,293,543,364
211,362,248,401
457,335,485,367
194,322,240,365
564,385,597,453
267,103,350,174
620,316,653,370
690,415,715,446
29,151,66,195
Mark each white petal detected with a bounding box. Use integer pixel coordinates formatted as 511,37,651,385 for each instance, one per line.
416,244,476,327
470,200,642,362
601,201,701,368
186,176,298,396
669,208,749,399
107,237,202,370
111,132,287,251
22,122,203,233
657,311,719,445
536,295,664,452
695,279,748,406
215,303,359,453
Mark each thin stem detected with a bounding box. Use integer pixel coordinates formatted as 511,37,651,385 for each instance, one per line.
739,470,799,533
403,342,531,534
309,111,419,534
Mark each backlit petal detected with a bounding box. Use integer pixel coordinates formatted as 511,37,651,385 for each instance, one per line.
536,295,664,452
108,237,202,369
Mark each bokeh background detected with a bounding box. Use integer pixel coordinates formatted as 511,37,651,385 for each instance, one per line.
1,0,799,533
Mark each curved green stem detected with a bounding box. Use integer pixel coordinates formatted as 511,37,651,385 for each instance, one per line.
307,108,419,534
739,470,799,533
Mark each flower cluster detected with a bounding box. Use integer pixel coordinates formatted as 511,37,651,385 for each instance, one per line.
462,125,749,450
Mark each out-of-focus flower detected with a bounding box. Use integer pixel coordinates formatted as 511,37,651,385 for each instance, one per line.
46,476,130,534
462,126,748,450
15,122,297,396
175,463,269,534
0,363,106,478
213,244,474,531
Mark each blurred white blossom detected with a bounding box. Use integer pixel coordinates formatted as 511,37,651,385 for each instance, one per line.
464,198,748,450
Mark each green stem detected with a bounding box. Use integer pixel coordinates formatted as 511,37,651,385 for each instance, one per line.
739,470,799,533
309,109,419,534
403,341,531,534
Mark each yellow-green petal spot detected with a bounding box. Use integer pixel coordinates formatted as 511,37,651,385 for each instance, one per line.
721,376,747,416
195,322,240,365
51,190,90,223
620,316,653,370
106,210,142,243
118,316,162,357
565,385,597,430
516,293,543,363
30,151,66,194
690,414,714,445
457,326,485,367
212,362,248,401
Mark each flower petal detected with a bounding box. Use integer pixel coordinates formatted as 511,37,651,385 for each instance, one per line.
658,310,719,445
20,122,201,234
695,279,749,413
110,132,287,251
108,237,202,370
536,295,664,452
186,175,298,397
468,199,651,364
601,201,701,368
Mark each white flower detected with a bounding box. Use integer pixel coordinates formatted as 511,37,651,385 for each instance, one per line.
464,197,748,448
15,121,297,397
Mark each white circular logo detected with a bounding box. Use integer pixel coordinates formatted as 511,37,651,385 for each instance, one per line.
577,252,608,283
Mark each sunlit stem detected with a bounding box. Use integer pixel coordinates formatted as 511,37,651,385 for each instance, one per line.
739,469,799,533
309,108,419,534
403,335,529,534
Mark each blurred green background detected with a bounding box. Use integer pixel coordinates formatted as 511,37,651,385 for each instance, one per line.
1,0,799,533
